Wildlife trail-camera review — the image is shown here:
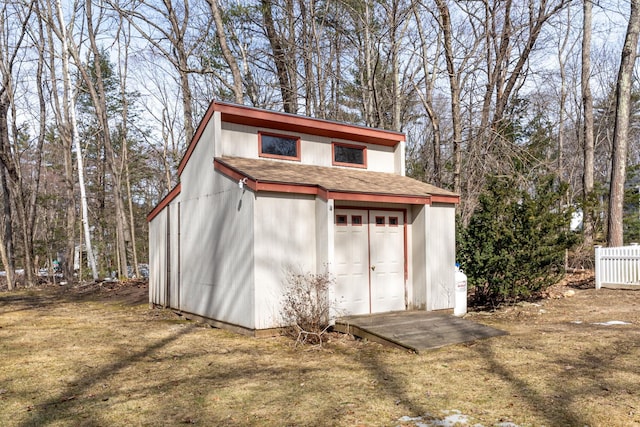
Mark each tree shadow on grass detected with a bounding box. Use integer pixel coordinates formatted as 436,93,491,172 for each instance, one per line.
472,341,590,426
16,322,198,427
346,346,428,422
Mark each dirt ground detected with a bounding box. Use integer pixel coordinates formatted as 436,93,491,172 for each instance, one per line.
0,273,639,426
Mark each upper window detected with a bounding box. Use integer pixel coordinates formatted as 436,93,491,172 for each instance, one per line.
332,142,366,168
259,132,300,160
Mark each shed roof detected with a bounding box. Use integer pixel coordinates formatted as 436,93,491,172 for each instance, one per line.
214,157,459,205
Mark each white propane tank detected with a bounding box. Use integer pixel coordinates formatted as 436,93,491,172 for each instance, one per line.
454,264,468,316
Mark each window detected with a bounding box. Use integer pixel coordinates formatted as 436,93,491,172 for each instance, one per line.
333,142,366,167
259,132,300,160
375,216,385,226
389,216,398,226
352,215,362,226
336,215,347,226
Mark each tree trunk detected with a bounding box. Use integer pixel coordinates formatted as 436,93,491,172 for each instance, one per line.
55,0,99,280
582,0,595,245
118,18,140,279
0,94,15,290
435,0,462,193
607,0,640,247
412,3,441,186
207,0,243,104
29,2,47,282
83,0,128,278
261,0,297,113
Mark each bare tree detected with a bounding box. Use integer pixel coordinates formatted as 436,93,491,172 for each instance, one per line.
207,0,244,104
411,3,443,186
42,0,77,283
108,0,214,143
261,0,298,113
582,0,595,245
434,0,464,193
0,0,41,287
607,0,640,247
53,0,99,280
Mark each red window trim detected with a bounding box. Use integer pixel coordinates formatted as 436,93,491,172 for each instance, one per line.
332,141,367,168
336,214,348,226
258,131,301,161
375,216,385,226
351,215,363,226
389,216,399,227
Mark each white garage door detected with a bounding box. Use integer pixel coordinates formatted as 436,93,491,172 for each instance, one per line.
334,209,405,315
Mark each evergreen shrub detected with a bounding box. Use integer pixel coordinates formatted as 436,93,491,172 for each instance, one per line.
457,175,577,307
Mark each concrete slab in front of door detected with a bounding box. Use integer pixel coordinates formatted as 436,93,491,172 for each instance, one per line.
333,310,507,353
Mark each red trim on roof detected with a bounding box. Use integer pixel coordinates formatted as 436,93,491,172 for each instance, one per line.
430,194,460,204
215,102,404,147
255,182,319,195
325,191,431,205
213,159,449,205
177,101,405,178
147,184,181,222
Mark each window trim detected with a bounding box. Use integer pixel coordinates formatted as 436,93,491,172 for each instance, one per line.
351,215,363,226
389,216,399,227
336,214,348,226
375,216,385,226
259,131,301,161
332,142,367,168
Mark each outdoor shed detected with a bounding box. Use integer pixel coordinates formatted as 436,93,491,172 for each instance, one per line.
147,101,459,334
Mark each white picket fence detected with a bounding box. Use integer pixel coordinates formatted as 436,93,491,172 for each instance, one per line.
595,244,640,289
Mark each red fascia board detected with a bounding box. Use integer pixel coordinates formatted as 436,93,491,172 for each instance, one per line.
326,191,431,205
214,101,405,147
430,194,460,204
147,183,182,222
255,182,320,195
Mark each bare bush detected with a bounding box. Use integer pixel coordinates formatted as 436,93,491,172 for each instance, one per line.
280,270,334,346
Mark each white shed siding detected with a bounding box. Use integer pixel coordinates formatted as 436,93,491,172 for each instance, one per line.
253,193,317,329
179,116,256,329
315,199,332,269
220,122,258,158
410,205,427,309
302,136,330,166
167,201,181,308
366,144,396,173
149,208,167,306
179,171,256,329
315,199,336,318
425,203,456,310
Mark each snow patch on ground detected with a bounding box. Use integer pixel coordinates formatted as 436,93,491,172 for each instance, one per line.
593,320,631,326
571,320,631,326
398,409,516,427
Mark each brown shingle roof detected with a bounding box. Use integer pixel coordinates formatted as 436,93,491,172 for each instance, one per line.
216,157,458,202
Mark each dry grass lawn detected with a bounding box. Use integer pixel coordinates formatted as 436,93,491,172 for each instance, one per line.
1,276,639,427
